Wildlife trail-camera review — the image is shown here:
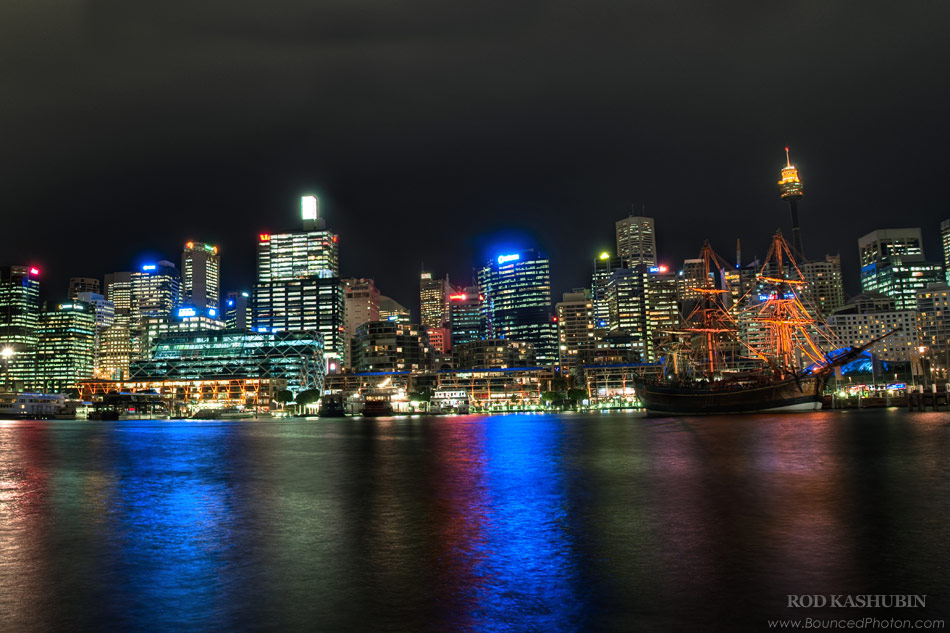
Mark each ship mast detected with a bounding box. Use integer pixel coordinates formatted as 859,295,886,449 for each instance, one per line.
742,231,829,373
677,241,737,377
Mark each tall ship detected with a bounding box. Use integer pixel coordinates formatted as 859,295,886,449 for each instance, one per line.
632,232,879,415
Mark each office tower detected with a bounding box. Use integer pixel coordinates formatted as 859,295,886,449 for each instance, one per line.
477,250,557,365
68,277,100,300
34,302,96,392
556,290,594,376
76,292,115,378
592,253,622,333
0,266,40,391
916,284,950,377
182,241,220,311
678,258,712,304
615,214,656,267
778,147,806,258
105,272,133,316
97,322,132,380
343,278,380,369
224,291,250,330
604,264,677,363
826,293,919,363
131,261,181,321
378,296,411,322
253,196,345,369
448,287,485,347
858,228,943,311
644,266,680,362
800,254,845,317
941,220,950,285
419,272,453,330
101,271,134,379
352,321,428,372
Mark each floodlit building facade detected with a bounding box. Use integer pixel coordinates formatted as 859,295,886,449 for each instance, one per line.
182,241,220,311
477,250,556,365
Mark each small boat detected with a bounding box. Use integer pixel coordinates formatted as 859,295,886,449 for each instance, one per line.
361,399,394,417
318,394,347,417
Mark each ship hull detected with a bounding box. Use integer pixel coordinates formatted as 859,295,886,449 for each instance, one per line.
632,374,826,416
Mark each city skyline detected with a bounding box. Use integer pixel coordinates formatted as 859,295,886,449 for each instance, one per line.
2,2,949,309
7,193,949,315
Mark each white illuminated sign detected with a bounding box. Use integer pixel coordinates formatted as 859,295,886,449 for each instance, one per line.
301,195,318,221
497,253,520,264
178,308,196,317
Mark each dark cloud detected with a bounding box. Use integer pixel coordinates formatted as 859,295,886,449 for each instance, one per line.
2,0,949,305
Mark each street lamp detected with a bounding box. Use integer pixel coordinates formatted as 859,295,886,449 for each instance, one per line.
1,347,14,392
918,346,929,391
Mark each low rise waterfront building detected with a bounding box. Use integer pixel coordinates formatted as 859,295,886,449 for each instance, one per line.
452,338,535,370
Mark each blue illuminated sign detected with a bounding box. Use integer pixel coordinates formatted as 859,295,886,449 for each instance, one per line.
142,264,156,271
208,308,216,317
648,266,659,273
497,253,520,265
388,315,398,321
177,307,196,317
227,300,234,307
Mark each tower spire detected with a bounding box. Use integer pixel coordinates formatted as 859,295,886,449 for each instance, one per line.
778,147,805,260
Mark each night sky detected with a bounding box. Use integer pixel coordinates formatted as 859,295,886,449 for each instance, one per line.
3,1,949,310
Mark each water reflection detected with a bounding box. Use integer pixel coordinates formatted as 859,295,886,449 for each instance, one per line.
0,412,946,632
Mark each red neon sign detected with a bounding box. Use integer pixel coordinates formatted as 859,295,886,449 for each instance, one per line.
259,234,271,242
28,267,39,276
449,293,467,301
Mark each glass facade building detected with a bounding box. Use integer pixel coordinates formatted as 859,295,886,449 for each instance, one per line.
35,302,96,392
449,287,485,347
0,266,40,390
858,228,944,312
477,251,557,365
129,330,325,394
131,261,181,321
254,198,345,368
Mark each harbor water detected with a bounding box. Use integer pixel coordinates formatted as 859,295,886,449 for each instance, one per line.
1,411,948,632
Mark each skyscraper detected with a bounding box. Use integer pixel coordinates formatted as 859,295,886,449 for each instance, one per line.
101,271,134,379
477,250,556,365
800,254,845,317
76,292,115,379
68,277,100,300
615,214,656,267
131,261,181,321
556,290,595,376
448,287,485,347
778,147,805,258
592,253,622,333
182,241,220,311
224,291,250,330
858,228,944,311
34,302,96,392
419,272,453,330
0,266,40,390
941,219,950,285
343,278,380,369
253,196,345,369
